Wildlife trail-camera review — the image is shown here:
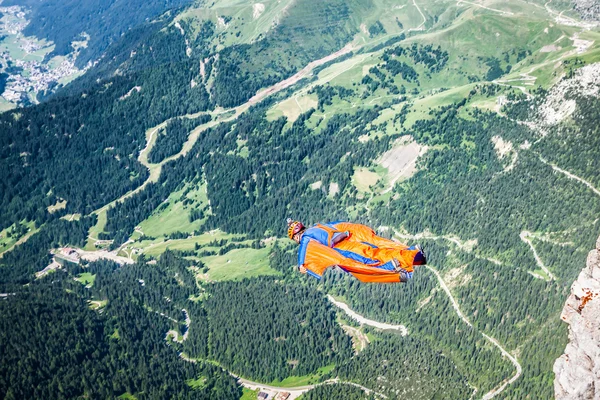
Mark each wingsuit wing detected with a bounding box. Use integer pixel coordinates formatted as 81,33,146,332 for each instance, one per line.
330,222,424,267
300,239,401,283
332,222,406,248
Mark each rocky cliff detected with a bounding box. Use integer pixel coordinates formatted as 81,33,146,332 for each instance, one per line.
554,236,600,399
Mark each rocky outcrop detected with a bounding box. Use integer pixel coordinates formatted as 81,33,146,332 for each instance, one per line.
572,0,600,22
554,236,600,399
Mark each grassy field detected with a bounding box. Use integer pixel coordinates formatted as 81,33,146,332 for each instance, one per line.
47,199,67,213
110,328,120,340
530,268,552,280
268,364,336,387
138,183,210,238
0,97,16,112
240,388,259,400
176,0,298,48
204,246,280,281
352,167,384,193
274,0,600,140
117,393,137,400
404,85,477,127
186,375,207,389
267,94,318,122
0,220,37,254
75,272,96,286
0,33,53,62
365,332,378,343
61,213,82,221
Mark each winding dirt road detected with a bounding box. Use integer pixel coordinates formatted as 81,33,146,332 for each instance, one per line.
165,309,191,343
519,231,556,281
409,0,427,32
539,156,600,198
328,267,522,399
177,352,387,399
393,229,502,265
327,295,408,335
172,301,389,398
480,333,523,400
425,264,523,399
424,266,472,327
390,226,523,397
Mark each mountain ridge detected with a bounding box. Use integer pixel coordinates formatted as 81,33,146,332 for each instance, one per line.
554,234,600,399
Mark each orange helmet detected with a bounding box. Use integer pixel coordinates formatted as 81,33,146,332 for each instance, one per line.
287,219,305,239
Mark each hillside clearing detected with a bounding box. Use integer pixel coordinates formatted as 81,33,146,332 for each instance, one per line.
203,246,280,281
377,136,426,192
267,94,318,122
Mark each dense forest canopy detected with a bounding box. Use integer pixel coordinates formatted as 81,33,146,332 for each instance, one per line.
2,0,194,66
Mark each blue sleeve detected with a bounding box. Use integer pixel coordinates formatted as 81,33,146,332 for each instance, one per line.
298,238,321,280
298,237,310,266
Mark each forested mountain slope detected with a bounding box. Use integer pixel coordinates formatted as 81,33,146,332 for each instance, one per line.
1,0,600,399
1,0,195,66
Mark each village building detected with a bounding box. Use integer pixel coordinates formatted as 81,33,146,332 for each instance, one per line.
54,247,80,265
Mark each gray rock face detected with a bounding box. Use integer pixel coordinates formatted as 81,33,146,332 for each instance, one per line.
573,0,600,22
554,236,600,399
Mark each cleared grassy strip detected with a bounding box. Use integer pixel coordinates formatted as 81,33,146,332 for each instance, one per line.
0,222,40,258
0,220,37,254
85,210,108,250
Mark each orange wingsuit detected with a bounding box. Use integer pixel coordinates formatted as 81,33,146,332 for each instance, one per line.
295,221,426,283
302,240,404,283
